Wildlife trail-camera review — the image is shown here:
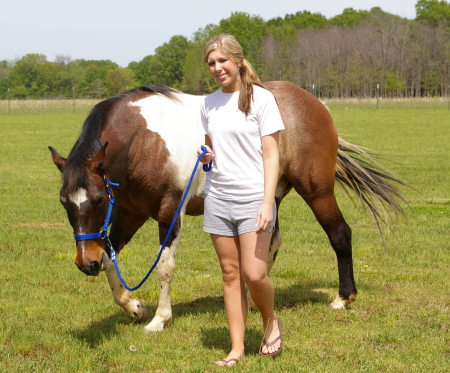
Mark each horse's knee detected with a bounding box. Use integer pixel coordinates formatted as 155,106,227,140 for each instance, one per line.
156,248,177,282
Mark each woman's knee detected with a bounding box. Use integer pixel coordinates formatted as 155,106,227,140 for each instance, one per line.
221,264,241,285
243,271,269,292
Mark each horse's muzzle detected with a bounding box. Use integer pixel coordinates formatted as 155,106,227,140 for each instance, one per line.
75,251,109,276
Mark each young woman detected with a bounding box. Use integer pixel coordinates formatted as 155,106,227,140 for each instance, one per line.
198,34,285,367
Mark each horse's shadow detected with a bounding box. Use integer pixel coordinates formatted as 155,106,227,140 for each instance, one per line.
70,280,361,350
70,313,124,349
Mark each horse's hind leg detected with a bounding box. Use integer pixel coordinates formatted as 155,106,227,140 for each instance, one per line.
307,194,357,308
105,261,148,322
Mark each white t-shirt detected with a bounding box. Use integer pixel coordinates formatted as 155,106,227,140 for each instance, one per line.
201,85,285,200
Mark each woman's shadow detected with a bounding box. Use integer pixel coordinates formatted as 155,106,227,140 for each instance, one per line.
70,280,337,350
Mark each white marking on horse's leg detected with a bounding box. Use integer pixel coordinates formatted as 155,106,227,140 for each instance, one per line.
329,293,357,309
68,188,88,208
105,260,148,323
143,214,184,334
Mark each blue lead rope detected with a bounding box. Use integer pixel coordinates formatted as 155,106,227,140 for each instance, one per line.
110,146,211,291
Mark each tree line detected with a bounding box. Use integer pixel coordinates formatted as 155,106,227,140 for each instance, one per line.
1,0,449,99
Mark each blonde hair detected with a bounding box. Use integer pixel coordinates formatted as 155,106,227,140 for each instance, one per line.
204,34,263,115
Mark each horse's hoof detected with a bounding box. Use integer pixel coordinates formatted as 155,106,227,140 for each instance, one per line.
329,294,357,309
143,316,172,334
125,298,148,323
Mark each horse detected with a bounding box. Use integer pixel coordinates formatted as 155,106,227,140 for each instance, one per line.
49,81,405,333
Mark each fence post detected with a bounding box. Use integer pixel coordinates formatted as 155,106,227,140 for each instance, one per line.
376,84,379,110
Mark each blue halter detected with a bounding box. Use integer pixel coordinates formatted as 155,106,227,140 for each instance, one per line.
73,174,119,244
73,146,212,291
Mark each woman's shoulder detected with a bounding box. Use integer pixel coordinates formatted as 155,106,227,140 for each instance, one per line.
252,84,277,106
253,84,275,99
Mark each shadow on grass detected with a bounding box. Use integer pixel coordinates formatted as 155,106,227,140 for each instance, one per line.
70,280,360,350
171,280,340,319
70,312,126,348
200,326,263,355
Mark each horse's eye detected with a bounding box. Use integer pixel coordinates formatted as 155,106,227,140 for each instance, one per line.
94,196,105,206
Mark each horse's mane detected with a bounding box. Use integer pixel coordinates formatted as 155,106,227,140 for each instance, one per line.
62,85,180,193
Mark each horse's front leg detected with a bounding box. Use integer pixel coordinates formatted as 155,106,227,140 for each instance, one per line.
143,213,184,334
105,260,148,323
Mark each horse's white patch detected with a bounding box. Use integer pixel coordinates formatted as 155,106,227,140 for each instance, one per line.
69,188,88,208
130,93,205,192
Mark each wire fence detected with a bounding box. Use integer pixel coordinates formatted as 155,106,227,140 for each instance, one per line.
0,96,448,115
0,98,101,115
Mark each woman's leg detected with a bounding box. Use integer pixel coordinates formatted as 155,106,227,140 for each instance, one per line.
239,231,282,355
211,234,247,366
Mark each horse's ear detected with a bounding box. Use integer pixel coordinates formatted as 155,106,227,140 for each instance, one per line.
88,142,108,174
48,146,66,172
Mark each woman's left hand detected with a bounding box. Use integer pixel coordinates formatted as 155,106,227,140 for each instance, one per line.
256,202,273,233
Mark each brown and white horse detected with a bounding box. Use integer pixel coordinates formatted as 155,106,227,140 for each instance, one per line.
49,82,405,333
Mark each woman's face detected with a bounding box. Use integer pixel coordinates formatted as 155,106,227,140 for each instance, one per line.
207,49,241,93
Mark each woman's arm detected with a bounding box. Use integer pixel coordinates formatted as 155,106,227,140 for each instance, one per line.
256,131,280,232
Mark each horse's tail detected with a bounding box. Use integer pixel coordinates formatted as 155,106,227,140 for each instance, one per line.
335,137,409,235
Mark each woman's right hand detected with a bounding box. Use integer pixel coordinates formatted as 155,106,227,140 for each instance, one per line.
198,145,215,164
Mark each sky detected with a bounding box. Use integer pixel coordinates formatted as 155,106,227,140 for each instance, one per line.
1,0,419,67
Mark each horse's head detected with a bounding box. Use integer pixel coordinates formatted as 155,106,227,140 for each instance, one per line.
49,144,111,276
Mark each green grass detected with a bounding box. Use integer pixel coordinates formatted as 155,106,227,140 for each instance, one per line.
0,100,449,372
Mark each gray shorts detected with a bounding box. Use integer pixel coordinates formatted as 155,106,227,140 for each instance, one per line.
203,194,276,236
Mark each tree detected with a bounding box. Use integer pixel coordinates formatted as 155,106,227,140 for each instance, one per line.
182,24,220,93
154,35,190,87
105,68,137,96
278,11,328,29
217,12,268,70
416,0,450,24
330,8,370,28
10,54,59,97
75,59,118,97
133,55,162,85
134,35,190,88
261,24,299,82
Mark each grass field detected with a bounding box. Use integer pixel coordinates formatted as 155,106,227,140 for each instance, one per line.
0,98,449,372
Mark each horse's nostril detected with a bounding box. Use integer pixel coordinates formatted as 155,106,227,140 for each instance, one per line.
89,261,100,276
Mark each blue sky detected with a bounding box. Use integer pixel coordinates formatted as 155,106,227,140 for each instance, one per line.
0,0,418,67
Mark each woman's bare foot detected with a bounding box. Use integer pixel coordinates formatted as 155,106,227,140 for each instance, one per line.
214,350,245,367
